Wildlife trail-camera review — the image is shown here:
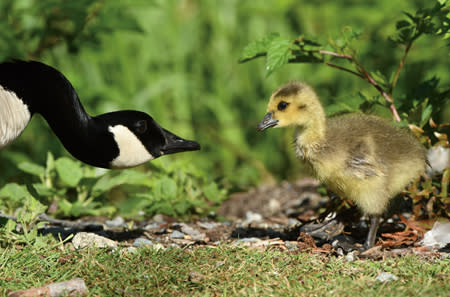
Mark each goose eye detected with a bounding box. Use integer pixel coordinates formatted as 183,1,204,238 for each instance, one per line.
277,101,289,111
135,120,148,134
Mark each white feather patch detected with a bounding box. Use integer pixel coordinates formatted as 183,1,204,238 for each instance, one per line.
0,85,31,150
109,125,154,168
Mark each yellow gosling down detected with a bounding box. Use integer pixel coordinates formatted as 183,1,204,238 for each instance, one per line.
257,81,427,249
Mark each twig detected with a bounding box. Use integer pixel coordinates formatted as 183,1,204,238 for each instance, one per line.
318,50,353,60
389,41,413,94
325,62,365,79
0,211,103,230
316,49,402,122
38,213,103,229
0,211,17,221
8,278,88,297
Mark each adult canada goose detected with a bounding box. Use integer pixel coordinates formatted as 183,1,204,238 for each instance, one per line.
258,81,427,249
0,60,200,169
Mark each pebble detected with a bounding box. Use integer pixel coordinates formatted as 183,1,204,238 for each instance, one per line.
233,237,262,245
152,214,166,222
122,247,138,254
143,222,163,231
268,199,281,214
72,232,118,249
285,241,298,251
344,251,357,262
180,224,206,241
170,230,185,239
153,243,165,251
242,211,263,225
376,272,399,283
197,221,219,229
133,238,154,248
287,218,301,228
105,216,126,228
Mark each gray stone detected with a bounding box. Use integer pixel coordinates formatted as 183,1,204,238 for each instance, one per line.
152,214,165,223
153,243,165,251
376,272,398,283
285,241,298,251
144,222,163,231
197,221,219,229
344,251,357,262
287,218,301,228
170,230,185,239
242,211,263,225
234,237,261,245
180,224,206,241
133,238,154,248
105,216,126,228
72,232,118,249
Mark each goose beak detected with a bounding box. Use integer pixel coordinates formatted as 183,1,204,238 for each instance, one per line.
257,112,278,131
160,128,201,155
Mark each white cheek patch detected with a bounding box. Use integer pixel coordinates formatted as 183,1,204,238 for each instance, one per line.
0,85,31,150
108,125,154,169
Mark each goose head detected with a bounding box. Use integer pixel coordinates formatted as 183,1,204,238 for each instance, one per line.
257,81,325,131
98,110,200,169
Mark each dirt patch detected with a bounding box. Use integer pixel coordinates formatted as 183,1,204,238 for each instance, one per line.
34,178,449,260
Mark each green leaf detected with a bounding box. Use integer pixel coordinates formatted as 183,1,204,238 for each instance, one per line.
92,170,151,196
0,183,28,200
370,70,389,88
153,177,177,200
32,184,66,197
2,219,16,232
57,199,73,217
239,32,280,63
203,182,220,201
420,105,433,128
18,162,45,177
118,195,153,217
46,151,55,172
266,36,294,76
55,157,83,187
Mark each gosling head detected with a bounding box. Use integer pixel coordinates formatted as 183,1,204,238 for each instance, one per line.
257,81,323,131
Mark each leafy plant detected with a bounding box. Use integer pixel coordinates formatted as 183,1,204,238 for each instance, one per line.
0,0,143,60
0,152,227,221
240,0,449,218
0,184,50,247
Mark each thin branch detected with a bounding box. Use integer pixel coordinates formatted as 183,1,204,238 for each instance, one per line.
318,50,353,60
0,211,103,230
389,41,413,94
315,48,402,122
389,104,401,122
362,69,394,103
38,213,103,229
325,62,365,79
0,211,17,221
358,66,402,122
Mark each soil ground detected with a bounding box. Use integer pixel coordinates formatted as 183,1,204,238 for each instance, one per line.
40,177,449,260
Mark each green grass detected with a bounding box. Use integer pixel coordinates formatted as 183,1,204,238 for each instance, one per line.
1,244,448,296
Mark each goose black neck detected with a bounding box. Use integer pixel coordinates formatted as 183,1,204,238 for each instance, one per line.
0,60,118,168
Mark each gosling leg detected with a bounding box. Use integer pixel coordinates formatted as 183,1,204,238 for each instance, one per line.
364,215,381,249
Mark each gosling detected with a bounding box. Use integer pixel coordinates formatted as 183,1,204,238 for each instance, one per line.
257,81,427,249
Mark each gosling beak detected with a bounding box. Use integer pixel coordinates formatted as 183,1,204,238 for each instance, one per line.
161,128,201,155
257,112,279,131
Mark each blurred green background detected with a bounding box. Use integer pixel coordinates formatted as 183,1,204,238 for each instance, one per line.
1,0,448,191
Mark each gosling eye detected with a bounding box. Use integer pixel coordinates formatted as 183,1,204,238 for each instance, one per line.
135,120,148,134
277,101,289,111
